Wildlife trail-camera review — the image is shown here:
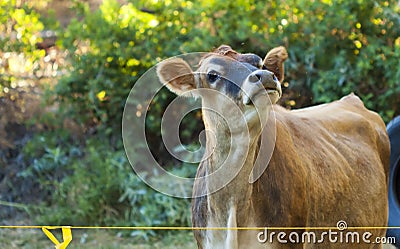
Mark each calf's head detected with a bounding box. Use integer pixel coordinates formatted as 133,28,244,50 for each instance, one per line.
157,45,288,134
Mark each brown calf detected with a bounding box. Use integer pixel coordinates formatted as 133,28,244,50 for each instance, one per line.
157,45,390,248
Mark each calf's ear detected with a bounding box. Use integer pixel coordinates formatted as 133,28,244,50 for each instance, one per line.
263,46,288,82
156,58,195,95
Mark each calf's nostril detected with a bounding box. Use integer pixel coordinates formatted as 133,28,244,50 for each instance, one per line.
248,70,278,85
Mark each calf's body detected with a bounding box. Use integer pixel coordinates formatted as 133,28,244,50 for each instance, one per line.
156,45,390,248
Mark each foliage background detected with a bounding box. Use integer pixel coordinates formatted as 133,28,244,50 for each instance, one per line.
1,0,399,242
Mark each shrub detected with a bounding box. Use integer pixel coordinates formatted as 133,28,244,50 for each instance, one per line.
0,0,47,90
31,137,195,232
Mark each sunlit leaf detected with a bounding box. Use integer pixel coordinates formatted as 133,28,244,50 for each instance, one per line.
96,90,107,101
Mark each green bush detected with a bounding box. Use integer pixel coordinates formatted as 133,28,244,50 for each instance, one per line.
278,0,400,121
0,0,46,91
33,140,132,226
23,135,195,232
54,0,161,132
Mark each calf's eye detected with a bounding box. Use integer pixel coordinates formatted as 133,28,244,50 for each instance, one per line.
207,71,220,83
